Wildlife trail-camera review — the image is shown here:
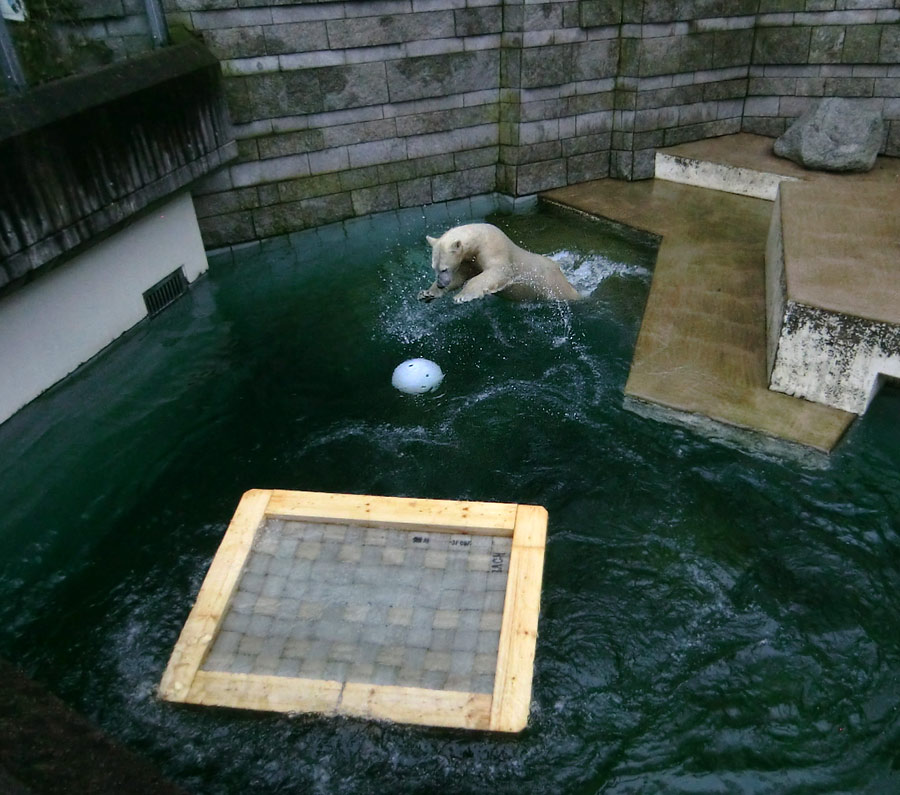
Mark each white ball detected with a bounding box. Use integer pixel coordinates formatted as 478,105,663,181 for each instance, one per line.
391,358,444,394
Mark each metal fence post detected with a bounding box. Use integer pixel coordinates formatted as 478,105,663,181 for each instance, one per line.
0,12,27,92
144,0,169,48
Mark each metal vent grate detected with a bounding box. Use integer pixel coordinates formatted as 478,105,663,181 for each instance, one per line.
143,267,188,317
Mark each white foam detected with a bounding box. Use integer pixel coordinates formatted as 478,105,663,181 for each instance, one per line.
548,249,652,297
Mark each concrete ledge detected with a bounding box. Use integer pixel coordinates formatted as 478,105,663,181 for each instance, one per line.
546,132,900,449
655,133,900,416
655,151,798,200
654,134,806,200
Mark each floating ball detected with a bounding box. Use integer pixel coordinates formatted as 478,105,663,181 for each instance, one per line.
391,358,444,394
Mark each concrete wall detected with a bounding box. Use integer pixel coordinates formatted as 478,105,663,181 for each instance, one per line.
497,1,617,195
164,0,900,249
769,302,900,414
0,192,208,426
64,0,157,60
606,0,758,179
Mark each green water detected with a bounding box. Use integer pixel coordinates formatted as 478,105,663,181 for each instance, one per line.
1,205,898,794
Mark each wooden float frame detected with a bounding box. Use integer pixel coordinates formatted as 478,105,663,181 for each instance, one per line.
159,489,547,733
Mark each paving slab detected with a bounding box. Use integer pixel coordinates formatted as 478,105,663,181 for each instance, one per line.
204,520,511,695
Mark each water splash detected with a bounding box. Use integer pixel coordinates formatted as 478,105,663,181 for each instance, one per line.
548,248,652,297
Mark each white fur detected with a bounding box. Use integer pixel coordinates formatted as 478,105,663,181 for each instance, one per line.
418,223,580,304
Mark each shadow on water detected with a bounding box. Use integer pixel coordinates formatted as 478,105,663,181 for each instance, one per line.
0,205,898,794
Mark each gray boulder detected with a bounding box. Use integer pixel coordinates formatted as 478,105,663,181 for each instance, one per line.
774,98,884,172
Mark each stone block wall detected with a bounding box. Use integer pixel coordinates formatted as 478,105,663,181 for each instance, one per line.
497,0,618,195
166,0,508,247
161,0,900,248
67,0,157,60
743,1,900,157
607,0,759,179
6,0,156,86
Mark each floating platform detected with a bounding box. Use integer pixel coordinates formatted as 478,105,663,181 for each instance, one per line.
159,489,547,733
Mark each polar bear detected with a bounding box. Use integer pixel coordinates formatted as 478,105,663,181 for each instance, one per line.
418,223,580,304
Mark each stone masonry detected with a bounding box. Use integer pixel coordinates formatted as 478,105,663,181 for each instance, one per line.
159,1,900,248
744,2,900,152
66,0,160,60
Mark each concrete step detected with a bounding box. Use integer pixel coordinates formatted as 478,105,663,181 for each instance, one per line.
766,179,900,414
654,133,804,200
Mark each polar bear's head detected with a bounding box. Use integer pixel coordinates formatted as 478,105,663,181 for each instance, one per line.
425,230,474,289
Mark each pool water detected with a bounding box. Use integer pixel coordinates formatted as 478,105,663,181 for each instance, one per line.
1,204,898,793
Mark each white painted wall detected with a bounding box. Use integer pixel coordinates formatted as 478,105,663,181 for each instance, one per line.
0,191,208,425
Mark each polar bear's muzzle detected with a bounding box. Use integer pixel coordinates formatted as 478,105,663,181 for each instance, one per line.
437,269,452,288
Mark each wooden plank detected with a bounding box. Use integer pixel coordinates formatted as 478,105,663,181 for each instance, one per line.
339,683,492,731
512,504,548,547
489,505,547,732
187,671,342,714
266,490,518,536
158,488,271,702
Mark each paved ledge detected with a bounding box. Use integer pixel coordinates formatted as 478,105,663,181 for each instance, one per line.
541,176,854,453
544,134,900,450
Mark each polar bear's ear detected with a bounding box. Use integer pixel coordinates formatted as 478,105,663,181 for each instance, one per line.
426,235,438,247
450,239,462,251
